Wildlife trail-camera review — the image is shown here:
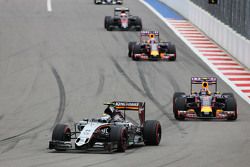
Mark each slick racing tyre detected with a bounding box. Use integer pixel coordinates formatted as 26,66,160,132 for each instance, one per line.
135,17,142,31
117,0,123,4
52,124,71,151
168,44,176,61
173,92,185,120
174,96,186,120
128,42,136,57
143,120,161,145
104,16,111,29
110,126,128,152
222,92,235,98
225,96,237,121
132,45,141,61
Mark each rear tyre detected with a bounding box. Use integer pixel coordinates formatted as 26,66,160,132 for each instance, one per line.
135,18,142,31
174,96,186,120
117,0,123,4
225,96,237,121
110,126,128,152
173,92,185,120
94,0,100,4
132,45,141,61
143,120,161,145
104,16,112,30
168,44,176,61
52,124,71,151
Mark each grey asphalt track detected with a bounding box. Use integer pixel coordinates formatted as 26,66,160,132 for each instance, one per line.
0,0,249,167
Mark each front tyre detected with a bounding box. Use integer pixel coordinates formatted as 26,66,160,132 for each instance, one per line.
225,96,237,121
110,126,128,152
168,44,176,61
143,120,161,145
52,124,71,151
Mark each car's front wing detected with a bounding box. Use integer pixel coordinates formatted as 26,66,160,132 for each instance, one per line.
178,110,236,120
133,53,175,61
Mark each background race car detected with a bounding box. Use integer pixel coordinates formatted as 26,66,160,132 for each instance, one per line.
104,7,142,31
94,0,123,5
173,77,237,121
49,101,161,153
128,31,176,61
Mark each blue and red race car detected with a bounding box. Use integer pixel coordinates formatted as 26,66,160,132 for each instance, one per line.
173,77,237,121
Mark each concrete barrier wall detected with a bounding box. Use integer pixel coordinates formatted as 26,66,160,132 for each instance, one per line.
160,0,250,69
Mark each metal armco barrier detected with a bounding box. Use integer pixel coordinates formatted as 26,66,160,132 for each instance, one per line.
190,0,250,40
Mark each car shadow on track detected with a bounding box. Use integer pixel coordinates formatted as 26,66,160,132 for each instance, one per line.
47,144,145,154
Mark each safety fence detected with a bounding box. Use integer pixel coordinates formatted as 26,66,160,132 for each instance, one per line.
190,0,250,40
160,0,250,68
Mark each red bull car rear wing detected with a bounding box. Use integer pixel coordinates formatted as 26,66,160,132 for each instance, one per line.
191,77,217,93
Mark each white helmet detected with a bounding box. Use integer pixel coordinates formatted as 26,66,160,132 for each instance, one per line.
99,114,111,123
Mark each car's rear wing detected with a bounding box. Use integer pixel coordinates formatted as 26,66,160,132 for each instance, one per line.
114,7,129,12
140,31,159,36
105,101,145,125
191,77,217,93
140,31,160,43
114,7,130,16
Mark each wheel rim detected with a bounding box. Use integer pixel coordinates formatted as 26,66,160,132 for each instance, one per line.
120,130,127,151
155,124,161,145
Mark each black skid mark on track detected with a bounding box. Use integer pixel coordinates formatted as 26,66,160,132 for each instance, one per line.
136,64,185,132
51,66,66,128
0,120,49,154
110,33,120,43
151,63,181,92
1,139,20,154
95,69,105,96
0,121,46,143
110,57,146,97
0,114,4,121
110,57,185,133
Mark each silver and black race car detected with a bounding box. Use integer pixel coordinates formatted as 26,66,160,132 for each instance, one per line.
49,101,161,152
104,7,142,31
94,0,123,5
128,31,176,61
173,77,237,121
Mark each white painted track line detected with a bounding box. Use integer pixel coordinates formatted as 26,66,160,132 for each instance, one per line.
47,0,52,12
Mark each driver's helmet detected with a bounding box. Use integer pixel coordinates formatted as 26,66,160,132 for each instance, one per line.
147,34,156,44
120,11,127,18
99,114,111,123
199,88,211,96
104,106,115,117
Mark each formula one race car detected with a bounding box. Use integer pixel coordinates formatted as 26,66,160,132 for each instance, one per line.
173,77,237,121
128,31,176,61
49,101,161,152
94,0,123,5
104,7,142,31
